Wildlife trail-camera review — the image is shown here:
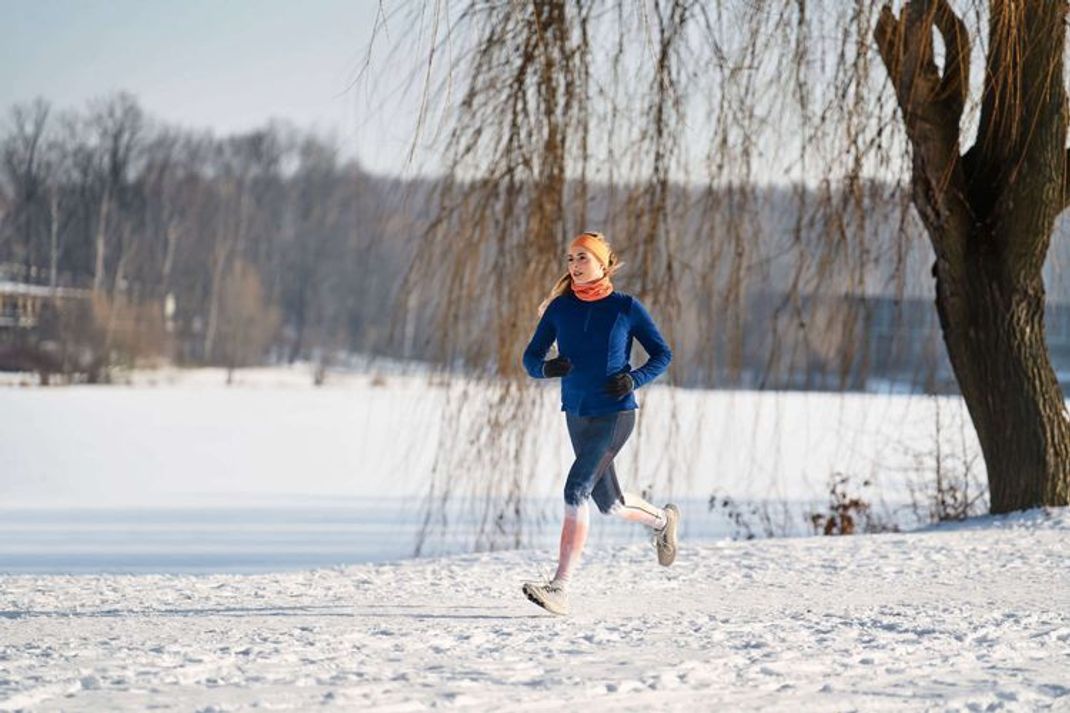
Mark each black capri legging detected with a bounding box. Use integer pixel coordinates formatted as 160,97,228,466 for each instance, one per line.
562,409,636,513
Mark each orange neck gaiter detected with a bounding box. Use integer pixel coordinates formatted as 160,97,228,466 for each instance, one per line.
572,274,613,301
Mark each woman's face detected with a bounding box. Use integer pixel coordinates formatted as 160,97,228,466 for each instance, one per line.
567,248,606,284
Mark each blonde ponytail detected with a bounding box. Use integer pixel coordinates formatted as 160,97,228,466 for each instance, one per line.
539,272,573,315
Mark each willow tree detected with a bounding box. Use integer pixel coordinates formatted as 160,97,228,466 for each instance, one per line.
387,0,1068,545
874,1,1069,511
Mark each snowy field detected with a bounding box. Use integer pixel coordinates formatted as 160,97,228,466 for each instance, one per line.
2,364,983,510
2,366,1067,710
1,508,1068,711
1,364,989,571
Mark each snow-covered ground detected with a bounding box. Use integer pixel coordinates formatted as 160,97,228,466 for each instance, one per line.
2,508,1068,711
2,365,1065,709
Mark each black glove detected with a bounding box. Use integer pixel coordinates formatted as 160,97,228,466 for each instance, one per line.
604,372,635,399
542,356,572,378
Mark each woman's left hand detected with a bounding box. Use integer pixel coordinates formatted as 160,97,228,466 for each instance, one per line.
603,372,635,399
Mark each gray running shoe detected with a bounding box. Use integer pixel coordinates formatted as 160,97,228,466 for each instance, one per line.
522,580,569,616
655,504,680,566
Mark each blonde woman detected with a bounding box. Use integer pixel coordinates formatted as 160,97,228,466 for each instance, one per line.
521,231,678,616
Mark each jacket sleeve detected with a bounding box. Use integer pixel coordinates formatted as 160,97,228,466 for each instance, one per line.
522,307,556,379
628,298,672,389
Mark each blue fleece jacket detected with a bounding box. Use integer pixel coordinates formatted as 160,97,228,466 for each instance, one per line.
522,291,672,416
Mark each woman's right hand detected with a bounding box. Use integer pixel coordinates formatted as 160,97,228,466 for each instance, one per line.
542,356,572,378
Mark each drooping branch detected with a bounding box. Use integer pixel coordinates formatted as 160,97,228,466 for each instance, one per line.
971,4,1068,181
967,2,1068,273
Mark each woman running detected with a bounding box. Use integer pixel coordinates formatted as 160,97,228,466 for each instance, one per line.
521,231,678,616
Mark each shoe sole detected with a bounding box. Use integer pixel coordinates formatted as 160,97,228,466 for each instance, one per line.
522,583,568,616
658,504,680,567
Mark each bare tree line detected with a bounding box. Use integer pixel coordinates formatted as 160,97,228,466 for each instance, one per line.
2,89,1009,390
0,93,419,375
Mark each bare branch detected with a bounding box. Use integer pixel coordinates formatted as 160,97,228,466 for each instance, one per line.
875,0,968,130
932,0,969,120
873,5,904,94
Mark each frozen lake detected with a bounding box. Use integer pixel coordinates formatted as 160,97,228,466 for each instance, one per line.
0,366,984,574
0,501,421,574
0,498,757,574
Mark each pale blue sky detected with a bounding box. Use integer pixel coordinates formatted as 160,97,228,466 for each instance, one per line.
1,0,423,176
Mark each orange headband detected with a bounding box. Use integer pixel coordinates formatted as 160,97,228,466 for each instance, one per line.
570,233,611,269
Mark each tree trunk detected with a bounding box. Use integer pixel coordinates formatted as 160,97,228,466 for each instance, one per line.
936,246,1070,511
204,183,246,362
203,237,230,362
288,280,307,364
93,184,111,293
48,187,59,291
876,0,1070,512
160,203,178,300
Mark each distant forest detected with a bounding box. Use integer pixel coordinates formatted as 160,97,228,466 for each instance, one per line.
0,94,422,376
5,93,1070,391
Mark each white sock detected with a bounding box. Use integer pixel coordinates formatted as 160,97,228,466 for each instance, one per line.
612,492,667,530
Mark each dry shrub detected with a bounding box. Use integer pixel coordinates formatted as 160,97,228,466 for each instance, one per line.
91,292,169,368
808,473,898,536
216,260,280,375
905,396,988,523
708,491,784,540
30,294,120,382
